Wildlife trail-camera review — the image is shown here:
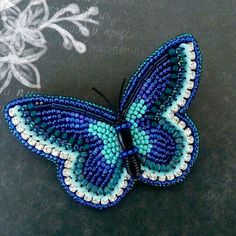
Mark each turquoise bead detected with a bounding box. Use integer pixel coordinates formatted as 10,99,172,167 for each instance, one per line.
54,130,60,137
77,139,84,145
47,127,54,134
27,103,34,110
168,48,176,56
170,57,178,63
62,133,68,139
151,106,158,113
40,122,47,129
34,117,41,124
30,111,36,117
165,88,172,94
83,144,90,150
171,74,178,79
172,65,179,72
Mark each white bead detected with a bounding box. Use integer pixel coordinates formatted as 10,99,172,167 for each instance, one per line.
174,170,182,177
117,188,123,196
92,198,100,204
172,116,179,124
189,71,196,81
184,90,191,98
60,152,69,159
16,125,24,133
121,180,128,189
21,132,30,140
179,121,186,129
84,195,92,202
187,81,194,90
180,162,188,171
9,108,16,117
52,149,60,157
185,154,191,162
190,61,197,70
158,175,166,181
28,137,36,146
185,128,192,136
69,185,77,192
35,142,44,151
187,42,194,51
101,198,109,205
62,168,70,177
64,177,72,185
43,146,52,154
12,117,20,126
149,173,157,181
142,172,149,179
125,174,131,181
167,173,174,180
109,195,117,202
64,160,72,168
189,51,196,60
172,105,180,113
179,98,186,107
187,136,194,144
76,191,85,198
188,145,193,153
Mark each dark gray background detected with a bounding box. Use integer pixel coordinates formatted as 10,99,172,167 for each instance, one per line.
0,0,235,235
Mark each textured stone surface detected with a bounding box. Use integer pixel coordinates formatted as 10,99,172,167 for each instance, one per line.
0,0,235,235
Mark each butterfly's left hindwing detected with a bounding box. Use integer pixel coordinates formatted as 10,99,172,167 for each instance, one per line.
120,34,201,186
5,95,134,209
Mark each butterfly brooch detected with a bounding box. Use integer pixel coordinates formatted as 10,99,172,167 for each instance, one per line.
5,34,202,209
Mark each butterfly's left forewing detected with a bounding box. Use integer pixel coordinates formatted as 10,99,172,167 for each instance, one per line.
5,95,133,209
120,34,201,186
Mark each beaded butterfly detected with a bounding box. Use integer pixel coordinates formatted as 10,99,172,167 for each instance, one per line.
5,34,201,209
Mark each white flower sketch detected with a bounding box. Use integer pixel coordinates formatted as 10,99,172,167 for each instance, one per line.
0,0,21,12
0,39,46,93
0,0,99,94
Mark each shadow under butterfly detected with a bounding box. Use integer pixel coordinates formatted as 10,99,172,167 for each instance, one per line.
5,34,202,209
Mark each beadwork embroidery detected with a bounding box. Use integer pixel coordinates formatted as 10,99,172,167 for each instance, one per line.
4,34,202,209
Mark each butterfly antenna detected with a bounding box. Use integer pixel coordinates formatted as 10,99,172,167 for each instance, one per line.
119,78,127,106
92,87,117,114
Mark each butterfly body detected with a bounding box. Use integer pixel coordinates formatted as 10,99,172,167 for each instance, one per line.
5,34,202,209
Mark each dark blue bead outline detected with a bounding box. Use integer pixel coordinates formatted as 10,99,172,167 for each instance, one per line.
4,33,202,209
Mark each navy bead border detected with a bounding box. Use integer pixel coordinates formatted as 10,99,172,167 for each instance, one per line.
4,33,202,209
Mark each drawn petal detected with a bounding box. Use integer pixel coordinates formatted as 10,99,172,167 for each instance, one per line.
10,32,25,55
0,66,12,94
1,5,21,30
0,63,10,80
11,63,41,89
20,46,47,63
18,0,49,28
47,24,86,54
0,1,21,12
0,40,11,57
21,28,46,47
